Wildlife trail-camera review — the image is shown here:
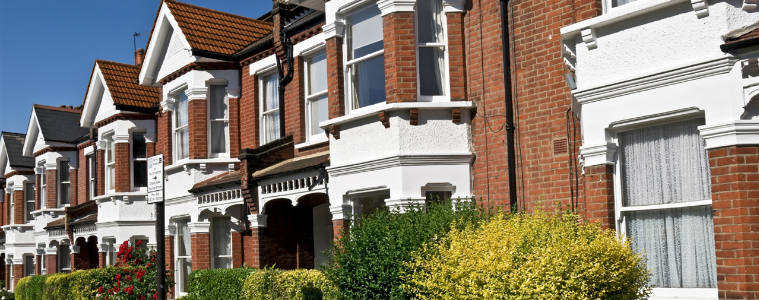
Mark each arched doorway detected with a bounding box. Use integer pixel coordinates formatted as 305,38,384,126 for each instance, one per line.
74,236,99,270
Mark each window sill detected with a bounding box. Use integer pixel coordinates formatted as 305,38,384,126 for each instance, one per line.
560,0,687,38
1,224,34,232
30,207,66,218
165,158,240,173
94,191,148,204
295,137,329,149
320,101,475,128
650,287,717,299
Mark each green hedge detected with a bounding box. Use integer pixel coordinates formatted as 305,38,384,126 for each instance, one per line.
14,266,155,300
184,267,257,300
15,275,44,300
242,268,337,300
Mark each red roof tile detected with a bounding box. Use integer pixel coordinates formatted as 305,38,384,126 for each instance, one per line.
164,0,272,56
97,60,161,109
190,170,242,192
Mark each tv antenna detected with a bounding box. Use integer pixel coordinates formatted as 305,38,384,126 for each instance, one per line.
133,32,141,53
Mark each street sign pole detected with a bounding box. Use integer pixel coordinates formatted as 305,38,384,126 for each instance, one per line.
148,154,166,300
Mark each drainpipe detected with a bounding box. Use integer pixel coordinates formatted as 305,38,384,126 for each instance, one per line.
274,2,294,139
500,0,518,213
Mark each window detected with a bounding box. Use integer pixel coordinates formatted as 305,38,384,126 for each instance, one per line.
351,190,390,222
617,118,717,290
133,133,147,188
23,255,34,276
416,0,447,98
259,72,281,145
58,244,71,272
9,188,14,224
105,239,116,266
105,139,115,192
305,51,329,141
610,0,636,8
24,182,34,222
39,163,46,210
175,219,192,295
424,191,452,204
40,248,46,275
58,161,70,206
345,5,386,110
211,217,232,269
87,154,96,200
208,85,229,155
173,90,189,161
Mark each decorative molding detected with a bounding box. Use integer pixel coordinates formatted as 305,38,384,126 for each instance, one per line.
112,133,131,144
157,62,239,85
322,21,345,39
185,87,208,100
33,146,78,157
579,143,618,167
451,108,462,124
699,120,759,149
189,222,211,233
562,43,576,72
581,28,597,50
329,204,352,220
94,113,155,128
573,57,736,104
385,197,425,212
327,154,473,177
95,140,108,150
442,0,465,12
377,0,416,16
409,108,419,126
329,124,341,139
160,98,175,112
690,0,709,18
745,0,758,11
379,112,390,128
247,214,267,228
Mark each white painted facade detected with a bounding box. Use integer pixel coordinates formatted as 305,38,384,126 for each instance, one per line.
562,0,759,298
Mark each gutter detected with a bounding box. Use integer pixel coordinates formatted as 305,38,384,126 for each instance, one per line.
721,37,759,52
500,0,519,213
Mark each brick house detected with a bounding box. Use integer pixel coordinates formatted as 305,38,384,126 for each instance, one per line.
0,0,757,299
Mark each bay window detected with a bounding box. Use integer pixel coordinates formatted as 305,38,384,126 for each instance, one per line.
175,219,192,295
132,133,147,188
305,51,329,141
416,0,447,98
58,161,70,206
211,217,232,269
9,188,14,224
87,154,96,200
346,5,386,110
208,84,229,156
259,72,281,145
105,138,115,192
24,182,34,222
617,118,717,290
174,90,189,161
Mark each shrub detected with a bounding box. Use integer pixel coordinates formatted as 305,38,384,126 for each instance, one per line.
0,288,13,300
242,268,337,300
44,273,72,300
185,267,257,300
15,275,45,300
323,200,484,299
94,240,174,299
402,212,652,300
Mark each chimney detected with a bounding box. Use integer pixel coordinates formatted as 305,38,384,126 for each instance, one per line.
135,48,145,66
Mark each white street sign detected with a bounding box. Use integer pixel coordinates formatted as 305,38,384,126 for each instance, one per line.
147,154,165,204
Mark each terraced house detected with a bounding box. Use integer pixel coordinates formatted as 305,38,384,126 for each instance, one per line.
0,0,757,298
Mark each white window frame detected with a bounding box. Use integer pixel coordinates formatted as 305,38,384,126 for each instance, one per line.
23,255,34,276
87,154,96,200
104,137,115,193
343,4,386,114
174,218,192,296
104,238,116,266
172,88,190,162
304,49,329,143
58,160,70,207
39,162,46,210
602,0,639,13
40,248,46,275
415,0,450,102
207,83,230,158
210,217,233,269
131,131,148,190
259,71,281,146
24,182,34,222
611,115,717,299
9,187,14,224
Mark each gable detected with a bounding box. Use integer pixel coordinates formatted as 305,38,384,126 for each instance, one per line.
81,64,116,127
139,3,195,86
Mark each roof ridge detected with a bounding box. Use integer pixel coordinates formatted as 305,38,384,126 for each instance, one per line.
33,104,82,113
1,131,25,137
165,0,272,27
96,59,139,69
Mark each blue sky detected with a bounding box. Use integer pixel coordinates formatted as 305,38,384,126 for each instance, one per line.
0,0,272,134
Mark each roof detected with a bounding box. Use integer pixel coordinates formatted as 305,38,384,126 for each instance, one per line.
97,60,161,109
164,0,272,55
190,170,241,193
45,217,66,229
722,24,759,52
34,105,90,143
253,151,329,179
1,132,34,168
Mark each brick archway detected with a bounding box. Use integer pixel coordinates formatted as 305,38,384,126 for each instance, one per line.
261,193,330,269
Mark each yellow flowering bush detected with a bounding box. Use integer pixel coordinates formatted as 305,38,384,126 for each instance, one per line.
242,268,338,300
402,212,651,300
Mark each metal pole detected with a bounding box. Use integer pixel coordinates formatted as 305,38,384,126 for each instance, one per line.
156,186,166,300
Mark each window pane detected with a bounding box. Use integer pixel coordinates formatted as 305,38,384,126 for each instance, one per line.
353,55,386,108
209,85,227,120
416,0,444,43
134,161,147,187
176,92,188,127
310,95,328,136
612,0,636,7
25,183,34,202
133,134,146,159
176,128,189,160
108,167,115,190
211,121,227,153
59,162,70,182
212,218,231,269
60,184,69,204
263,74,279,111
177,220,191,257
263,111,280,143
106,142,113,163
418,47,445,96
349,5,384,59
308,52,328,93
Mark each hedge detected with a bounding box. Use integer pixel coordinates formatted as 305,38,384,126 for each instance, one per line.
15,275,45,300
242,268,337,300
183,267,257,300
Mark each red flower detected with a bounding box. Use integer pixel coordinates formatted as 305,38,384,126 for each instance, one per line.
98,286,104,293
126,275,132,281
137,240,143,247
127,285,135,295
137,270,146,280
153,292,158,299
140,296,146,300
146,263,151,268
115,274,121,281
114,287,121,293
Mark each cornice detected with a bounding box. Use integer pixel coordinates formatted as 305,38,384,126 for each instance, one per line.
157,62,239,85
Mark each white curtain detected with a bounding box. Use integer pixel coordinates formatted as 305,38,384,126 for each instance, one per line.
263,74,280,143
176,92,189,159
417,0,445,96
209,85,228,154
213,218,232,269
620,118,717,288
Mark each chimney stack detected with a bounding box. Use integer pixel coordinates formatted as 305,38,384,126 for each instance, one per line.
135,48,145,66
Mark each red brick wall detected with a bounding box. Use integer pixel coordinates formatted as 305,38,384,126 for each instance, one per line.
115,143,130,193
147,142,156,159
447,12,466,101
581,164,615,229
69,168,77,206
34,174,40,212
97,149,105,196
332,219,349,243
45,169,57,208
157,111,173,166
243,229,262,268
188,99,208,159
229,98,241,158
240,65,259,150
45,254,57,274
13,190,23,225
326,37,345,119
98,252,106,268
232,231,243,268
77,148,87,205
285,57,306,145
708,146,759,299
12,264,22,289
165,235,175,299
190,233,210,270
383,12,417,103
36,254,42,275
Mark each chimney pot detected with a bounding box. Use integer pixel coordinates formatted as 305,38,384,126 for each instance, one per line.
135,48,146,66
